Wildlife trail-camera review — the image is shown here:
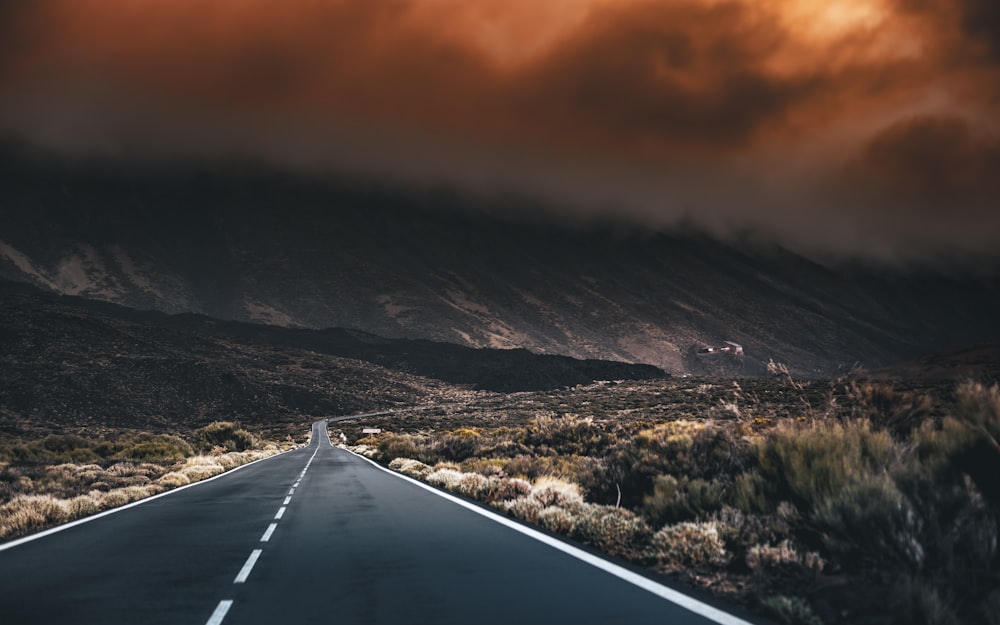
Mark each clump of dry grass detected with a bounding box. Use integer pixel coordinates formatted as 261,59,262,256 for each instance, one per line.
388,457,433,479
0,430,288,541
355,379,1000,625
0,484,164,538
646,521,730,568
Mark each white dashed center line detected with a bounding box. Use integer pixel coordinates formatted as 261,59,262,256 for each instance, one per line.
260,523,278,543
203,427,325,624
234,549,263,584
205,600,233,625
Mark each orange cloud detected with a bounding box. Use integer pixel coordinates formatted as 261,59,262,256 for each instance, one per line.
1,0,998,260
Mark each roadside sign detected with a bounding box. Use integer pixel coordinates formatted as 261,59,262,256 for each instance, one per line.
362,428,382,434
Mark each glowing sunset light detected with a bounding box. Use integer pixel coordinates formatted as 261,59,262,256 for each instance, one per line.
0,0,997,260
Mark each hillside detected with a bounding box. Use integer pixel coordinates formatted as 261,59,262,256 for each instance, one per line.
0,281,669,439
2,154,999,377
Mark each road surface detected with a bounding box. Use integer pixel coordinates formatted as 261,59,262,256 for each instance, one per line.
0,420,756,624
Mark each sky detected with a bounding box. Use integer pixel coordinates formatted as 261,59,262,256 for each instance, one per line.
1,0,999,262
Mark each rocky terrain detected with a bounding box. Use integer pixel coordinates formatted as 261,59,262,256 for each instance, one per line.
0,280,666,440
3,151,999,379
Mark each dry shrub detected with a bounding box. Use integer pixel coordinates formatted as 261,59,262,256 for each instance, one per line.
426,467,497,500
157,472,191,487
98,489,132,508
746,539,825,595
65,494,101,517
0,495,68,538
0,435,282,541
747,540,824,574
528,477,585,508
646,522,730,568
570,504,650,557
388,457,433,479
106,462,162,478
346,444,379,458
488,477,532,503
500,496,545,523
425,467,465,490
179,457,225,482
538,506,578,534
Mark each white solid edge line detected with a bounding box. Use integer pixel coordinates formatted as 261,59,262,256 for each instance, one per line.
0,447,301,553
234,549,263,583
260,523,278,543
347,449,754,625
205,599,233,625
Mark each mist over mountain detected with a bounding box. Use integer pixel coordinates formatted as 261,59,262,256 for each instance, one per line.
2,153,999,378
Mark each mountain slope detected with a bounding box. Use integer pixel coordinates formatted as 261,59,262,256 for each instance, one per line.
2,155,998,377
0,280,668,440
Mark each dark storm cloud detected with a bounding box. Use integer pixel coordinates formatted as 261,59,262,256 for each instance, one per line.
860,115,1000,202
0,0,998,262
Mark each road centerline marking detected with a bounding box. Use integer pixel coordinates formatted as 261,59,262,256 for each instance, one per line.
234,549,262,584
283,496,292,505
260,523,278,542
274,506,286,520
205,600,233,625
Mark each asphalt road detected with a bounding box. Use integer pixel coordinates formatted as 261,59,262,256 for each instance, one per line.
0,421,755,625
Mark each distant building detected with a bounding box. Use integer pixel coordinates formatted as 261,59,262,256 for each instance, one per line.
698,341,744,356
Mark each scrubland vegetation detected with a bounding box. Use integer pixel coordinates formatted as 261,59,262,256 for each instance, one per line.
347,377,1000,625
0,422,290,540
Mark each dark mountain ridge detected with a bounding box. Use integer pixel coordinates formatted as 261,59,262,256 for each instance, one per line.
2,153,999,377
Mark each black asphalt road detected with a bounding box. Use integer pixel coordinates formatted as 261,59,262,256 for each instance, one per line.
0,421,752,625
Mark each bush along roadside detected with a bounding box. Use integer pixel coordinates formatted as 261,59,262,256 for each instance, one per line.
0,422,295,541
346,382,1000,625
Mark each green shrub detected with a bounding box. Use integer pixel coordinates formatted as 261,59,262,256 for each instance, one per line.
600,421,749,508
759,595,823,625
755,419,899,512
520,415,613,457
115,435,193,461
888,576,961,625
641,475,726,525
812,475,924,572
194,422,259,453
434,430,484,462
